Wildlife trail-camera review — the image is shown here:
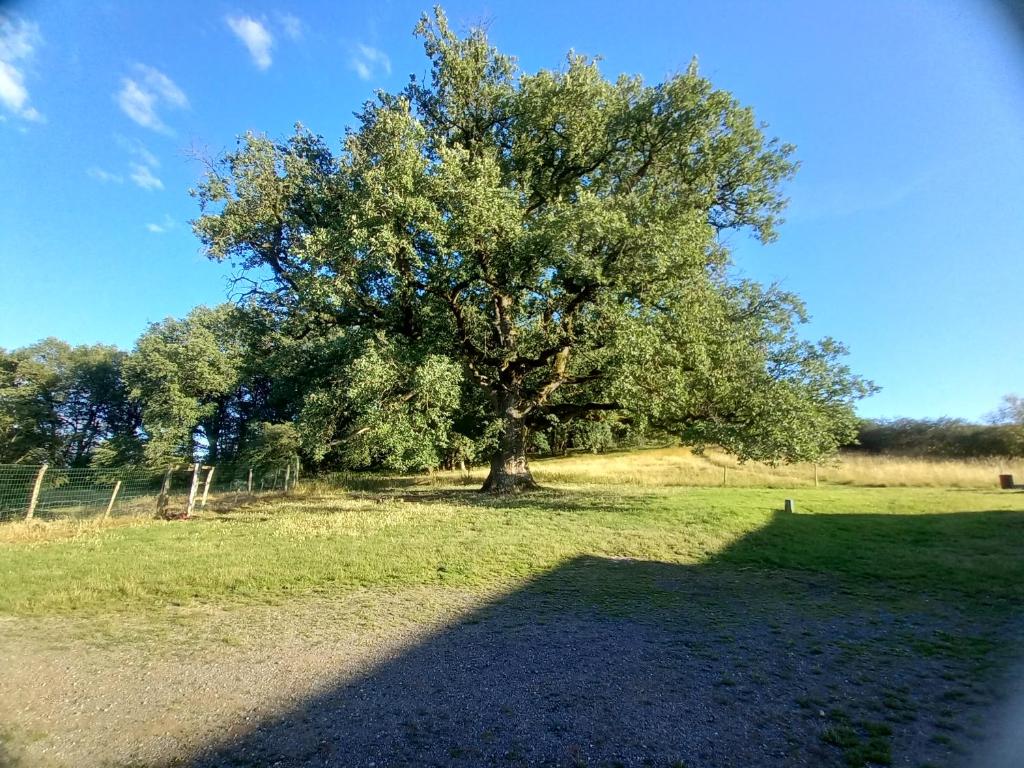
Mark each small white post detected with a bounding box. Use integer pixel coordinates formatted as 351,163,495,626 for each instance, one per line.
200,466,215,509
103,480,122,520
284,463,291,493
26,463,48,520
247,468,253,494
814,465,819,488
185,463,201,518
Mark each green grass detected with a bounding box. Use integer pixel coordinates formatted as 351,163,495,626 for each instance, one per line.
0,483,1021,617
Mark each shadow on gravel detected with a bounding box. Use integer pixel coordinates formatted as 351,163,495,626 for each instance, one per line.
171,510,1024,768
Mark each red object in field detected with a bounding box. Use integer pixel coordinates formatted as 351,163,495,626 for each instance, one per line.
999,474,1015,490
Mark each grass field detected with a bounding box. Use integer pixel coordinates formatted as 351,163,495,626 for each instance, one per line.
1,448,1022,767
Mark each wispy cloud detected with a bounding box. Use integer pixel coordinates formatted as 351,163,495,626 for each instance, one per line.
350,43,390,82
277,12,303,42
87,166,123,184
88,136,163,190
226,15,273,70
145,214,176,234
115,64,187,134
116,134,160,167
130,162,163,191
0,13,44,123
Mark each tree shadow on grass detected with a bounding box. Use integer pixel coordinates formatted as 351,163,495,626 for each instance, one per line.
169,510,1024,768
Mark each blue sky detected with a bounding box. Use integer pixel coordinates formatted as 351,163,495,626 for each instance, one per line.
1,0,1022,421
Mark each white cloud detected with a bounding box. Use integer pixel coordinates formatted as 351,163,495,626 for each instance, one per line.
277,13,303,41
87,166,123,184
130,162,163,191
116,64,187,134
351,59,370,81
350,43,390,82
0,14,44,123
226,16,273,70
145,214,176,234
136,64,187,107
115,134,160,167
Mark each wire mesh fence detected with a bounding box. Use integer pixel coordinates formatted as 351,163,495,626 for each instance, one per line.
0,458,300,523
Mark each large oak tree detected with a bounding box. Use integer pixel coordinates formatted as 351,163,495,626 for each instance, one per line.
194,8,873,491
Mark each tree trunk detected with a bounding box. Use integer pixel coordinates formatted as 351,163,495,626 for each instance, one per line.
481,412,538,493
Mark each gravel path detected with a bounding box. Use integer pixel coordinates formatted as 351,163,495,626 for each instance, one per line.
0,559,1019,768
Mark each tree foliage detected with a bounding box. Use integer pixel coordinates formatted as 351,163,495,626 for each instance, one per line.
855,417,1023,459
0,340,138,465
124,305,250,465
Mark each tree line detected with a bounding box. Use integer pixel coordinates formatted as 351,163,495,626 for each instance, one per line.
854,404,1024,459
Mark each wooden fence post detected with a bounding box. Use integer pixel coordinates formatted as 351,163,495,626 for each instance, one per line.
103,480,122,520
247,468,253,494
284,463,291,493
722,466,727,487
200,466,215,509
814,465,819,488
156,467,174,518
294,456,300,487
185,463,201,518
25,463,48,520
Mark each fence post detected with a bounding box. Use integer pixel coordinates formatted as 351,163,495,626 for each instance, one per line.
722,466,727,487
814,464,819,488
247,468,253,495
185,463,201,518
294,456,300,487
25,463,48,520
156,467,174,517
103,480,122,520
284,463,291,493
200,466,215,509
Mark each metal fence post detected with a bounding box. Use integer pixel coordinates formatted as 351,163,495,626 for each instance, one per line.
25,463,48,520
103,480,122,520
200,466,215,509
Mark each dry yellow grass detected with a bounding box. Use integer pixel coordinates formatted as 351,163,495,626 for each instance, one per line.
0,514,156,545
433,446,1024,489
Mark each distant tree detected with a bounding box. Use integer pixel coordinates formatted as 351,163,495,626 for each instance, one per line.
855,415,1023,459
989,394,1024,455
125,305,249,465
991,394,1024,426
238,421,300,470
194,8,874,491
0,340,138,465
